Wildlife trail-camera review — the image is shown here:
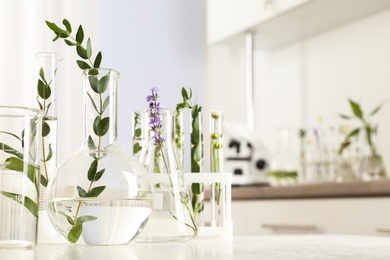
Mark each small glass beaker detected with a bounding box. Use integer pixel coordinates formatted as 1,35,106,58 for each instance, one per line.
266,127,299,186
0,106,43,248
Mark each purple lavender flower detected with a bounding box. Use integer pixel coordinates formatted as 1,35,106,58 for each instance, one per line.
147,87,164,145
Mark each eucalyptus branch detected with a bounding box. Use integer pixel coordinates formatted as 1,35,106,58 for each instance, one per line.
36,67,55,187
46,18,108,243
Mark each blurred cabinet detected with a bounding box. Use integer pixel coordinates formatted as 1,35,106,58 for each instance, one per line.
206,0,390,49
232,198,390,236
206,0,307,45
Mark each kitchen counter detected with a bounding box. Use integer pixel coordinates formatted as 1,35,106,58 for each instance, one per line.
2,235,390,259
232,179,390,200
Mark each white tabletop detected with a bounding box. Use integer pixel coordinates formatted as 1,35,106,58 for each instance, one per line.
1,235,390,259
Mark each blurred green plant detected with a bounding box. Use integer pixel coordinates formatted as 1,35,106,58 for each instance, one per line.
176,87,204,219
338,99,384,156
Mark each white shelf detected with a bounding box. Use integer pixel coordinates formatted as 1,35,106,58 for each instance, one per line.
213,0,390,50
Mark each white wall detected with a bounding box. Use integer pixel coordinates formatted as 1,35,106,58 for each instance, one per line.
206,8,390,172
98,0,204,158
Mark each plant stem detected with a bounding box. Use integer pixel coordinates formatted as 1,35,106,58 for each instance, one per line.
40,98,50,183
160,146,197,237
71,68,104,233
211,115,222,205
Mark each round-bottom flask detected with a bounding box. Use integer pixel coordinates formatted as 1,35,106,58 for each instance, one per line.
46,69,153,245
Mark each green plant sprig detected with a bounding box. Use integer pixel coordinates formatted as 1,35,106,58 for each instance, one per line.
36,67,55,187
210,111,223,205
176,87,204,218
132,112,142,156
0,132,40,217
46,18,108,243
339,98,384,157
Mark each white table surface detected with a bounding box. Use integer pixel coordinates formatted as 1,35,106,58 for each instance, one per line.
1,235,390,260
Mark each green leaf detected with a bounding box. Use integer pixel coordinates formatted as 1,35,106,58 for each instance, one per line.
45,21,69,38
86,186,106,197
46,101,54,115
93,116,101,136
181,87,189,100
97,75,109,93
76,45,88,59
40,174,48,187
191,158,200,173
86,38,92,59
58,211,75,225
198,200,204,212
191,183,204,194
189,88,193,99
5,157,37,184
75,215,98,225
88,68,99,76
76,25,84,44
176,103,185,110
39,68,46,83
52,34,60,42
86,92,99,114
89,76,98,93
338,140,351,155
338,128,361,155
87,136,96,150
192,144,202,162
94,117,110,136
366,125,373,144
339,114,352,120
191,133,200,147
346,128,361,140
370,102,385,116
134,128,142,138
68,225,82,243
100,117,111,135
0,142,23,159
45,21,61,33
64,39,77,46
45,144,53,162
37,99,43,110
0,191,38,218
349,99,363,119
77,186,87,197
38,79,51,99
102,95,110,114
76,60,91,70
42,121,51,137
133,143,142,154
62,19,72,34
87,159,98,181
94,51,102,68
94,169,105,182
0,131,22,141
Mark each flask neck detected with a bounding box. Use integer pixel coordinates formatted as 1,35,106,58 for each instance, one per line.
82,68,120,149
